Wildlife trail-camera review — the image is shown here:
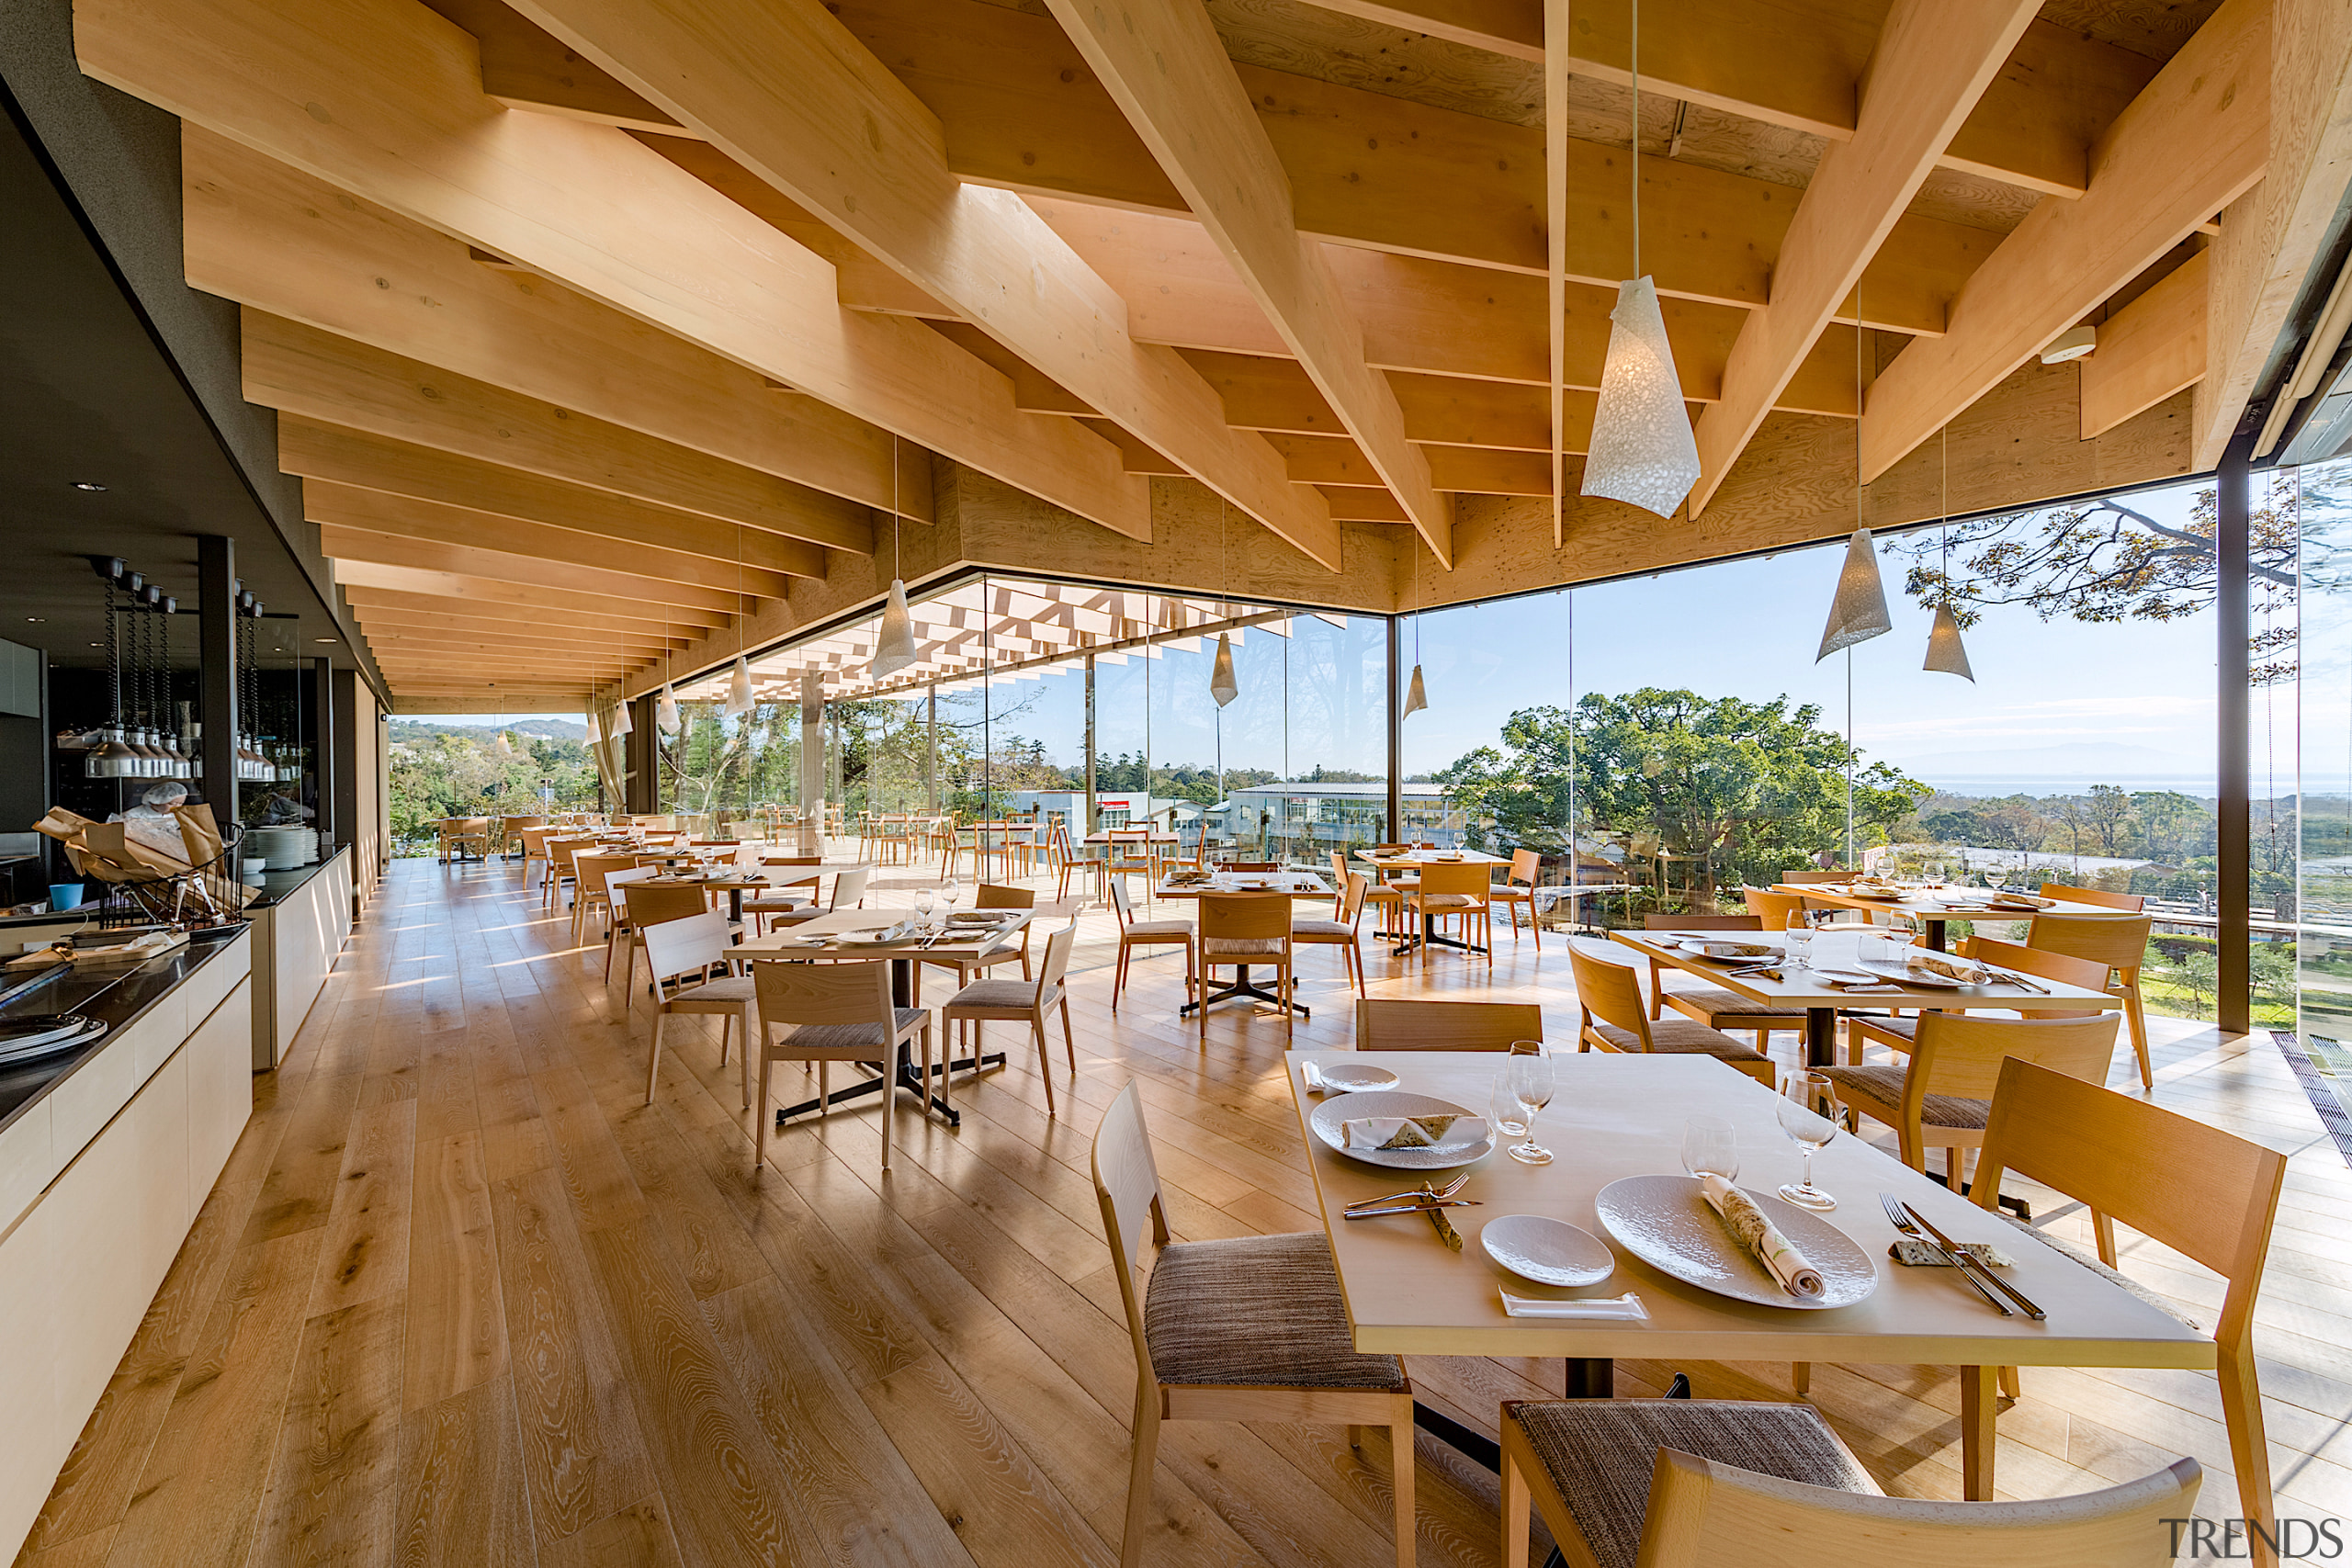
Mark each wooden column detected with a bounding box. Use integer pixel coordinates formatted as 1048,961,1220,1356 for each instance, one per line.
2218,434,2252,1034
196,535,239,821
625,697,658,814
1385,615,1402,844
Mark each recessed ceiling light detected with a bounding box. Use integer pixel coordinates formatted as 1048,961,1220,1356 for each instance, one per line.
23,617,40,624
69,481,107,492
315,637,338,644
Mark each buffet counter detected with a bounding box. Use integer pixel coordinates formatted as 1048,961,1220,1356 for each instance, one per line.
244,844,352,1068
0,924,252,1557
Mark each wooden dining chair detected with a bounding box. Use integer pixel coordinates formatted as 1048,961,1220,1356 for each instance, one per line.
499,814,545,860
1739,887,1808,931
1975,1058,2286,1564
941,923,1079,1115
1093,1083,1418,1568
2038,881,2145,911
749,955,931,1171
542,836,594,914
1407,862,1493,969
2026,911,2156,1088
741,855,824,937
1197,894,1295,1042
518,825,554,890
1226,860,1280,873
1108,876,1193,1011
1499,1394,2199,1568
1823,1011,2119,1178
640,910,759,1107
1352,998,1541,1051
1566,943,1772,1084
1637,914,1808,1058
599,865,662,983
1293,873,1372,996
571,852,639,945
1488,848,1544,949
914,882,1035,1004
760,865,874,940
436,817,492,863
1842,936,2114,1065
1776,868,1849,885
613,878,717,996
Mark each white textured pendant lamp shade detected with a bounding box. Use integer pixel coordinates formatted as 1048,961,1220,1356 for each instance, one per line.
608,698,633,737
1924,604,1975,681
1209,632,1238,707
582,712,601,745
1580,277,1700,518
1401,662,1428,716
656,683,682,734
724,655,753,716
870,579,918,677
1815,527,1893,660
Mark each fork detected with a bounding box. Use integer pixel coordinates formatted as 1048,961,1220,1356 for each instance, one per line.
1347,1172,1471,1211
1880,1194,2011,1314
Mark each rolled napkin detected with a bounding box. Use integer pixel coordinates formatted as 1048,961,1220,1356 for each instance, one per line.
1301,1061,1330,1092
1910,954,1991,984
1342,1114,1487,1150
1500,1291,1649,1321
1699,1173,1825,1299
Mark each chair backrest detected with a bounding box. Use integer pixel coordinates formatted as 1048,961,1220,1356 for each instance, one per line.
1107,875,1139,927
1906,1012,2120,1111
625,880,710,929
978,882,1036,910
751,953,895,1029
1741,887,1807,931
1778,869,1849,885
1976,1057,2286,1347
1372,843,1412,857
2039,881,2145,911
1418,862,1490,899
829,866,872,908
1566,942,1651,1043
547,837,594,874
1091,1081,1169,1387
641,909,731,987
2027,912,2154,974
1955,936,2115,1018
1035,921,1078,998
1329,849,1351,887
1645,913,1762,931
1629,1443,2199,1568
1352,998,1542,1051
760,854,823,888
520,826,552,856
1335,873,1370,927
574,852,638,897
1199,893,1292,943
1507,847,1542,886
604,864,659,915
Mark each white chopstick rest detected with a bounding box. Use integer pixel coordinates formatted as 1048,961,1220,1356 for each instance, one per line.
1700,1174,1826,1299
1500,1291,1648,1321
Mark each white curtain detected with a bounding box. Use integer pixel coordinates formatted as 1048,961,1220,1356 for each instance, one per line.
586,701,626,810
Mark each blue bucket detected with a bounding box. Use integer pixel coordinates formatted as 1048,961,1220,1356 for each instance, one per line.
48,883,84,912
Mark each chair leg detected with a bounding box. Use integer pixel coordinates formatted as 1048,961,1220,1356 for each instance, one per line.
1791,1362,1810,1396
741,1013,754,1111
1388,1394,1416,1568
718,1012,732,1067
1112,943,1128,1011
1033,1013,1056,1117
2219,1337,2278,1568
646,1010,666,1105
1060,996,1077,1073
1998,1365,2019,1400
1499,1438,1532,1568
2120,974,2154,1089
1120,1382,1161,1568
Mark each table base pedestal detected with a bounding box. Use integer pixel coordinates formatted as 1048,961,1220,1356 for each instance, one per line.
1180,964,1310,1020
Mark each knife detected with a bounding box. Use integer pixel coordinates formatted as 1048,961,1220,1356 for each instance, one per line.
1419,1181,1464,1251
1901,1201,2046,1320
1342,1200,1482,1219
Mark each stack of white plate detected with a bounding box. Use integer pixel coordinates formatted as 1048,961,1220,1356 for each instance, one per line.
246,826,310,870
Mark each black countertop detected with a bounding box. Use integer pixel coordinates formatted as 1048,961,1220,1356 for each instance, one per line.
247,843,349,911
0,923,248,1134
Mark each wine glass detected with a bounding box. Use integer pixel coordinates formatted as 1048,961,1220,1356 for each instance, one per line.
1780,921,1813,969
1489,1070,1528,1138
1504,1043,1555,1166
1680,1116,1738,1180
1776,1071,1842,1211
941,876,962,927
914,886,937,933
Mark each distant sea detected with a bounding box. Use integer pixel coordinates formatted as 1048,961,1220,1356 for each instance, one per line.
1917,773,2221,799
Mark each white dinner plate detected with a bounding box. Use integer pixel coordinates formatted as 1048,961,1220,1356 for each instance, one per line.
1315,1061,1402,1092
1698,942,1778,961
1481,1215,1615,1287
1308,1089,1493,1171
1593,1174,1877,1309
1856,958,1969,988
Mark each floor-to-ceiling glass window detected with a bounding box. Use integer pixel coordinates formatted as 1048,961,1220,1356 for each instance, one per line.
1278,610,1389,870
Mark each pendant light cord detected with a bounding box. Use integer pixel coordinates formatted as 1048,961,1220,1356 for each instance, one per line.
1940,423,1951,599
1628,0,1640,279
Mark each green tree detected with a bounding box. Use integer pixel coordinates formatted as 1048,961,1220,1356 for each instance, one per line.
1436,689,1927,902
2086,784,2135,856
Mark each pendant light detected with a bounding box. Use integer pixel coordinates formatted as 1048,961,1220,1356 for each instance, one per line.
1208,499,1238,707
657,683,682,734
1400,546,1428,717
1922,424,1975,681
609,692,634,737
85,568,138,779
1578,0,1700,519
870,434,919,679
1816,279,1891,660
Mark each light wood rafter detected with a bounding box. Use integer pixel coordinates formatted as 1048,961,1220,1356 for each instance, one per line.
1860,0,2271,482
1686,0,2039,516
505,0,1346,570
2083,251,2211,440
317,525,753,615
74,0,1151,540
1041,0,1453,566
332,561,735,629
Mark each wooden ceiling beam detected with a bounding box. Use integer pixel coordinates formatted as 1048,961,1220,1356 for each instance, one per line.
342,585,710,637
304,480,800,598
320,525,755,615
375,650,638,675
1043,0,1453,567
74,0,1149,542
1859,0,2269,481
277,420,824,580
2082,251,2211,441
508,0,1344,570
352,615,684,653
1688,0,2039,516
243,310,873,554
332,562,736,629
184,130,923,527
356,624,682,659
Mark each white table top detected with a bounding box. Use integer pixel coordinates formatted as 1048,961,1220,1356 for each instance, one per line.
735,908,1029,962
1608,928,2122,1013
1285,1051,2209,1368
1773,883,2142,922
1154,872,1331,897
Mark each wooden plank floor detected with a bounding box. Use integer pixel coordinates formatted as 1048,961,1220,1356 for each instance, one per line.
15,855,2336,1565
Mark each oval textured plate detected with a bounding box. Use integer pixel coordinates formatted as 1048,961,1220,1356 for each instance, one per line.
1316,1061,1401,1092
1481,1215,1615,1287
1593,1174,1876,1309
1308,1089,1493,1171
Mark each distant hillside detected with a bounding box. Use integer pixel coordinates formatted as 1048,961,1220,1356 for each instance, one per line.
389,717,588,744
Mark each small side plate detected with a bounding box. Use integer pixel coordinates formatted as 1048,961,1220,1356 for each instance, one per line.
1481,1215,1614,1287
1316,1061,1400,1092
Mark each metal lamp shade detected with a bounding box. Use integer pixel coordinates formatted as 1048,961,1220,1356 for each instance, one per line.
724,656,753,717
1401,662,1428,716
869,579,918,678
84,726,140,779
656,684,682,734
1815,527,1893,660
1923,603,1976,682
1580,276,1701,519
1209,633,1238,707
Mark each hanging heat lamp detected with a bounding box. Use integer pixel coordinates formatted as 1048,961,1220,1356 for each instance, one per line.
84,562,138,779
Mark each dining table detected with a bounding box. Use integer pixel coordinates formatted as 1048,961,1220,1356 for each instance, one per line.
1153,871,1330,1019
737,907,1033,1128
1771,881,2141,951
1352,847,1509,955
1284,1050,2211,1502
1609,925,2120,1068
